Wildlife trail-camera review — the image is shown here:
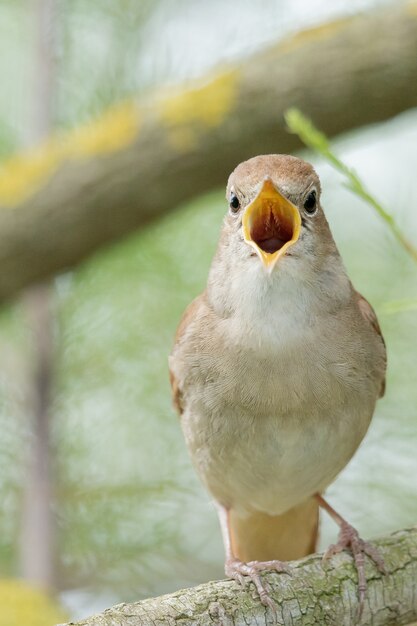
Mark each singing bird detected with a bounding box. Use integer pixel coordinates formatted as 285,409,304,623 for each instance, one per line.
169,154,386,608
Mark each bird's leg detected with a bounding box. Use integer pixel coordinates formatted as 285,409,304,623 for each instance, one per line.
316,494,386,616
215,503,290,610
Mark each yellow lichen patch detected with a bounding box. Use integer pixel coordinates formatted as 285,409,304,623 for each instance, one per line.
0,139,62,207
0,100,141,208
0,578,68,626
67,100,140,157
276,17,350,56
159,70,238,149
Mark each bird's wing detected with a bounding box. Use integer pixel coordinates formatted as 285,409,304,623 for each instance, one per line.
169,293,205,415
354,289,386,397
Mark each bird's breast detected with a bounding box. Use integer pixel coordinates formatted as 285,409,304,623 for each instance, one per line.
177,304,379,516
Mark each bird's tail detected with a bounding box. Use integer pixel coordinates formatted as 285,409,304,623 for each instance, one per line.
229,496,319,562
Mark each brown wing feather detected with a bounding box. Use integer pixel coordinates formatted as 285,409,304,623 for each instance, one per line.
169,294,205,415
355,290,386,397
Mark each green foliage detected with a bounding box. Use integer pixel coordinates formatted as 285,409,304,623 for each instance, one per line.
57,0,157,130
285,108,417,263
52,191,227,597
0,0,158,159
380,297,417,315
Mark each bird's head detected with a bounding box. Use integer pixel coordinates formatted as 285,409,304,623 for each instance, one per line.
208,155,346,318
223,154,331,274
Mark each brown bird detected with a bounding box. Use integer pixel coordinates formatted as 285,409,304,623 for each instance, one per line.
169,154,386,610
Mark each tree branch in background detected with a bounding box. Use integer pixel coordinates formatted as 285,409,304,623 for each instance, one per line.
285,108,417,264
1,3,417,302
63,527,417,626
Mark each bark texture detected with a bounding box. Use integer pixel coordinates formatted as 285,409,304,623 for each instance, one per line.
1,3,417,302
64,527,417,626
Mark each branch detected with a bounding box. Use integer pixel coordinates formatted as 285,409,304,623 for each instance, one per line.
64,527,417,626
2,3,417,302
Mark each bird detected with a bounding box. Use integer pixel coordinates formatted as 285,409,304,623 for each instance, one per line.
169,154,387,611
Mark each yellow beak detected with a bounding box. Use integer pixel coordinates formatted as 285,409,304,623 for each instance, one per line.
242,177,301,271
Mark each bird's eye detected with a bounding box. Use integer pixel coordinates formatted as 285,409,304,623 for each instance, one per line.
229,194,240,213
303,190,317,214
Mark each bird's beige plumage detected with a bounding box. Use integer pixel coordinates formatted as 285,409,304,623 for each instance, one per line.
169,154,386,606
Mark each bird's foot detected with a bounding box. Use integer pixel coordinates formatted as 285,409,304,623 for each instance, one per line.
225,557,290,610
323,521,386,616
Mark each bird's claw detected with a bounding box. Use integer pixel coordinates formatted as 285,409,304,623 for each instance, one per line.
225,557,290,610
323,521,386,617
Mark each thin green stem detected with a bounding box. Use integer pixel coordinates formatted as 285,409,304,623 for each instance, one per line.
284,108,417,264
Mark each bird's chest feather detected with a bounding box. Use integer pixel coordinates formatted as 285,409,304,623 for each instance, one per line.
179,283,377,515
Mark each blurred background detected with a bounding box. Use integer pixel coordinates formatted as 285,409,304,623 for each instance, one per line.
0,0,416,623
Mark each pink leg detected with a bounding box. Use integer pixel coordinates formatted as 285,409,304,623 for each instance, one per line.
316,494,386,617
216,503,290,610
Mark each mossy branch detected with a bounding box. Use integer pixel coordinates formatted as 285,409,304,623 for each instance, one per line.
63,527,417,626
285,108,417,264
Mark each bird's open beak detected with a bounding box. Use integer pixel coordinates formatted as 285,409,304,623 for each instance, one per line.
242,177,301,272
